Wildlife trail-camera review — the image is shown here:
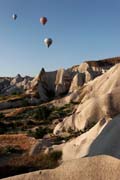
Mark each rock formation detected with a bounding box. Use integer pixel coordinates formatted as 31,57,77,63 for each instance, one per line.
1,57,120,179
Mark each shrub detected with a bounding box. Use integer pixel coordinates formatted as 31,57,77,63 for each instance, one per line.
26,120,36,126
32,106,52,120
48,104,72,121
11,92,22,96
28,127,52,139
34,128,47,138
0,146,23,156
0,112,5,119
84,121,97,132
49,151,62,161
21,99,29,107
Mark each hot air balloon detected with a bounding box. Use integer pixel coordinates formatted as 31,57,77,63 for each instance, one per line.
40,17,47,25
12,14,17,20
44,38,53,48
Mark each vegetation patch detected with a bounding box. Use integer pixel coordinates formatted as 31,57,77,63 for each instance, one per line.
32,106,52,120
0,112,5,119
0,146,23,157
0,151,62,179
0,134,37,151
28,127,53,139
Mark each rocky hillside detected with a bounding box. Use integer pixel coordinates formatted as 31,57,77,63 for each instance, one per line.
1,56,120,180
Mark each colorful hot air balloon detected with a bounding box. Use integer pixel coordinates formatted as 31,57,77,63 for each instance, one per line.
44,38,53,48
40,17,47,25
12,14,17,20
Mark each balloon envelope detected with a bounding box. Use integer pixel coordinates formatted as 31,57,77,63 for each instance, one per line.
12,14,17,20
44,38,53,48
40,17,47,25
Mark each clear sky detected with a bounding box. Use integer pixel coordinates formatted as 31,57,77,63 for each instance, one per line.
0,0,120,76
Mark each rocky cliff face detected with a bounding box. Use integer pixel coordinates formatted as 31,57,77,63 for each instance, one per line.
25,57,120,102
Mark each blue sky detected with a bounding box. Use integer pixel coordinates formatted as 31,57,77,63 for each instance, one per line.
0,0,120,76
